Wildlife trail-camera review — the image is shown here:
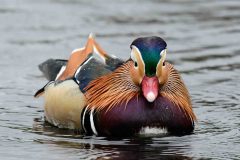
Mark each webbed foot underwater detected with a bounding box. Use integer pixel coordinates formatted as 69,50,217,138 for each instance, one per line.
34,34,196,136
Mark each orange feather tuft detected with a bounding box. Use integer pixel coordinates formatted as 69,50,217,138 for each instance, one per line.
160,62,197,122
85,61,139,111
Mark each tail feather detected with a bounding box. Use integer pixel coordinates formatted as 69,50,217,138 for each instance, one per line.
34,87,45,98
34,81,54,98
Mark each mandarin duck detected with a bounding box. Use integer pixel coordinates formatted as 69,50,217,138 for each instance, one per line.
35,34,196,136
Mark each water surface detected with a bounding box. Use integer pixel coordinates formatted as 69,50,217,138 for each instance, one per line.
0,0,240,159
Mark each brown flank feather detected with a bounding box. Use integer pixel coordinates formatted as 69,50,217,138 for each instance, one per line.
85,61,196,122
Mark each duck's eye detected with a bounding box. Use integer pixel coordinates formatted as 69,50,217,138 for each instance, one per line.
134,61,138,67
163,61,165,66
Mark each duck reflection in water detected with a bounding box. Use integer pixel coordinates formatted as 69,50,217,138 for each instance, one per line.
33,118,193,160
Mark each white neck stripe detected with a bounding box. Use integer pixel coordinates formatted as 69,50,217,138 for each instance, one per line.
81,105,89,133
90,109,98,135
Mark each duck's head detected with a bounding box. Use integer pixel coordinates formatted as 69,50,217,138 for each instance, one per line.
130,36,167,102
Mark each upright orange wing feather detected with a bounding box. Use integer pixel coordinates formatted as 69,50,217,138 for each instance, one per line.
57,35,94,80
57,34,111,81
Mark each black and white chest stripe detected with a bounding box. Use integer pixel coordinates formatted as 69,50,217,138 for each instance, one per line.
81,106,98,135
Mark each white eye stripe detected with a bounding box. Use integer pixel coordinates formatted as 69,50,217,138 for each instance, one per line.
156,49,167,78
130,46,139,69
130,49,137,62
131,45,144,62
130,46,146,74
160,49,167,61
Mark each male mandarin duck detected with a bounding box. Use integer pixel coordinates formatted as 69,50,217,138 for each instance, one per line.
35,34,196,136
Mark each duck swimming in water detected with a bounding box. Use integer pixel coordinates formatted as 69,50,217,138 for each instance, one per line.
35,34,196,136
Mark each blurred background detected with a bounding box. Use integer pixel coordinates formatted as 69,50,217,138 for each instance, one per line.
0,0,239,159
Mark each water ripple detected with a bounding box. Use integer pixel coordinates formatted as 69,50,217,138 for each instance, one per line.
0,0,240,159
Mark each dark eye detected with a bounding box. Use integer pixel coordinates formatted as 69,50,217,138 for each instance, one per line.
134,61,138,67
163,61,165,66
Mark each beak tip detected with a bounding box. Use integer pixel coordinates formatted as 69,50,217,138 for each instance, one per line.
145,92,157,102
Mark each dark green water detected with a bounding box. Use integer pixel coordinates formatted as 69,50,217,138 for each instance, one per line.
0,0,239,159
